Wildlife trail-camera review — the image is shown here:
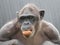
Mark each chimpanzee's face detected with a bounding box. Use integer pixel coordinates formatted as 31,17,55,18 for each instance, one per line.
16,3,45,38
18,14,39,38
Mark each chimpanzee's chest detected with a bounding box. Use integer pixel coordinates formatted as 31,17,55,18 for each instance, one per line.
11,31,48,45
21,35,47,45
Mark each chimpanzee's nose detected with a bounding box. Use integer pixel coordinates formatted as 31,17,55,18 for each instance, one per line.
21,25,31,30
24,21,29,25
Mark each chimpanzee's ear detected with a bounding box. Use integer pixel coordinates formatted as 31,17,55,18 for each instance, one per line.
16,11,19,18
39,9,45,18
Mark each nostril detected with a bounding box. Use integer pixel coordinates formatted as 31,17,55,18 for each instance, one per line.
24,23,29,25
27,23,29,24
25,23,29,25
24,21,30,25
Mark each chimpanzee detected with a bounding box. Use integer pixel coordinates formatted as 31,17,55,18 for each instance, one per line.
0,3,60,45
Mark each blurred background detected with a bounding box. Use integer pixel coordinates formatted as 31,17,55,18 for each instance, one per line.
0,0,60,32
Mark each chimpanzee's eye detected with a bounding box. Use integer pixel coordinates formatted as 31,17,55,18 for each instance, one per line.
19,15,38,24
19,16,26,23
27,16,36,23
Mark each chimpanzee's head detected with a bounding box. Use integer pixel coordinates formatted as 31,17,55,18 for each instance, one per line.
16,3,45,38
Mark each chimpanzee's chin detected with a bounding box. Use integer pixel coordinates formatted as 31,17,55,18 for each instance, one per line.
22,29,33,38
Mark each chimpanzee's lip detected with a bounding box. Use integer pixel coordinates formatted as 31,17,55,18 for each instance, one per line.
25,29,32,31
22,29,32,38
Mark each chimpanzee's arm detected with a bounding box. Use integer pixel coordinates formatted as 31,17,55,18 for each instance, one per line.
0,20,18,41
44,22,60,44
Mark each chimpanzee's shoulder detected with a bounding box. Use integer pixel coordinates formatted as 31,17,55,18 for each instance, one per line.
41,20,59,36
0,18,17,31
0,21,13,31
41,20,53,27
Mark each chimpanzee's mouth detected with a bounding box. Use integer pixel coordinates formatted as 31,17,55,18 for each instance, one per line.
22,29,32,38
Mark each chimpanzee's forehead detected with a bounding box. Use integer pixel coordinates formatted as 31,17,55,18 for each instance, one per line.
20,14,36,17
